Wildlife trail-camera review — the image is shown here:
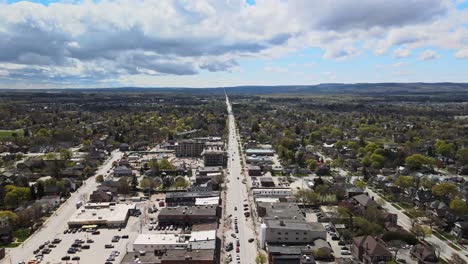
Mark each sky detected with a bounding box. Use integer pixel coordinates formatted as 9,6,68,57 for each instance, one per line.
1,0,468,88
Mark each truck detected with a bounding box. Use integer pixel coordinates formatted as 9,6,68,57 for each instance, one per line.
76,201,83,209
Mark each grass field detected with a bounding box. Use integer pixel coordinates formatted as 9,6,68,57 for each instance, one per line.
0,129,24,139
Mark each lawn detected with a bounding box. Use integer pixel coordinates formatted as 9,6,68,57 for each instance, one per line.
0,129,24,139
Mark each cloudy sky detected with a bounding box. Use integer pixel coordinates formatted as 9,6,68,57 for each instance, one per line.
1,0,468,88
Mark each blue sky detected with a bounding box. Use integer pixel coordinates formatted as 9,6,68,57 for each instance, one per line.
1,0,468,88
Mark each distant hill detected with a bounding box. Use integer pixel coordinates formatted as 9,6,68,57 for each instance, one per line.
2,83,468,95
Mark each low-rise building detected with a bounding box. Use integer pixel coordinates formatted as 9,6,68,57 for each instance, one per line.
161,249,215,264
165,191,220,207
263,219,326,245
257,202,304,220
351,236,392,264
410,244,438,264
113,166,132,177
68,203,135,228
158,206,218,225
260,177,275,187
253,188,293,198
245,148,275,156
248,165,262,176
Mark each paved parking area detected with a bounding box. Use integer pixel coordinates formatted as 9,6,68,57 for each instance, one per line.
29,216,140,264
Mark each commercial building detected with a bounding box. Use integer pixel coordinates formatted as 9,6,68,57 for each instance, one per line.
165,191,220,207
133,234,187,252
248,165,262,176
197,167,223,177
202,149,227,167
260,177,275,187
253,188,293,198
161,249,215,264
67,203,135,228
263,219,326,245
174,140,205,157
257,202,304,220
132,230,216,253
245,148,275,156
158,206,218,225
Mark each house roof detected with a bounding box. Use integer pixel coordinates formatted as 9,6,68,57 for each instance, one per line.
353,236,392,258
352,194,377,208
411,244,437,262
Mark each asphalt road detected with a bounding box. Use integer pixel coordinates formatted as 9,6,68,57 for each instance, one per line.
3,149,124,264
224,95,258,264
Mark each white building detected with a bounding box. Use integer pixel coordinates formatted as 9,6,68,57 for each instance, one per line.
252,188,293,198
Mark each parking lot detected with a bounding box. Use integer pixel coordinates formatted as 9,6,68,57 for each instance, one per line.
25,209,143,264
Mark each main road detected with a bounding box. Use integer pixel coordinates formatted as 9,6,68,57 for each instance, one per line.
224,94,258,264
2,149,124,264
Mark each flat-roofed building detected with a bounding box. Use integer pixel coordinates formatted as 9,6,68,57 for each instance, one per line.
202,149,227,167
195,197,220,206
263,219,326,244
260,177,275,187
252,188,292,198
175,140,205,157
158,206,218,225
68,203,135,228
133,233,187,253
165,191,220,207
245,148,275,156
161,249,215,264
257,202,304,220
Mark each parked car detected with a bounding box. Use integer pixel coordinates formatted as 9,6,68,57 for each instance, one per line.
105,244,114,248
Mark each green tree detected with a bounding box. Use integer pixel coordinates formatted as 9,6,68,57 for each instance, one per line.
59,148,72,161
95,175,104,183
411,224,431,240
432,182,459,200
4,191,19,208
405,154,435,170
306,159,317,171
450,198,468,215
435,140,455,159
456,148,468,164
394,176,413,194
255,252,267,264
0,210,18,225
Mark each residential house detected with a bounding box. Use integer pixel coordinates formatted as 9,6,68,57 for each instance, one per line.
90,189,113,203
410,244,438,264
351,236,392,264
113,166,132,177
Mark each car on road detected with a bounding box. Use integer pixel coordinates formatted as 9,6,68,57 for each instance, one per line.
248,238,254,243
234,206,237,211
341,250,351,255
231,233,236,238
92,230,100,235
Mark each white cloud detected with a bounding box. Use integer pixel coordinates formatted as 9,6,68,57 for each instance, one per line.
0,0,465,86
393,48,411,58
455,49,468,58
419,49,440,60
